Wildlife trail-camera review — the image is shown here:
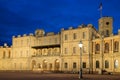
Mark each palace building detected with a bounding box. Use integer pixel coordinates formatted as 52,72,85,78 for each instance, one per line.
0,16,120,74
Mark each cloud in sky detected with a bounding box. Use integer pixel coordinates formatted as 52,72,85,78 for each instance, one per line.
0,0,120,45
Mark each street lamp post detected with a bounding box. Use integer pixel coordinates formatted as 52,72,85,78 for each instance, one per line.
78,41,83,79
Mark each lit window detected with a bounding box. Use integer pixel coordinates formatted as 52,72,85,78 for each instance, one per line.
114,60,119,69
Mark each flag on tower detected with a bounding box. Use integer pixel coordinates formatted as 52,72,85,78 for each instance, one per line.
99,3,102,10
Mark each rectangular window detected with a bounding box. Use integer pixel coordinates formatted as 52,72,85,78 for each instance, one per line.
83,62,86,68
73,47,76,53
73,33,77,39
65,34,68,40
73,62,77,68
83,32,85,39
64,63,68,68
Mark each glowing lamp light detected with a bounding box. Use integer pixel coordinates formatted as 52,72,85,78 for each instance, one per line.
79,41,83,48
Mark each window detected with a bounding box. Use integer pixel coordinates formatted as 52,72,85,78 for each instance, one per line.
65,34,68,40
95,44,100,54
73,62,76,69
3,51,5,58
8,51,11,58
73,47,76,53
83,32,85,39
106,22,109,25
83,62,86,68
96,61,100,68
64,48,67,54
64,63,68,68
73,33,77,39
114,41,119,52
95,44,100,51
105,60,109,68
104,43,109,53
106,30,109,37
114,60,119,69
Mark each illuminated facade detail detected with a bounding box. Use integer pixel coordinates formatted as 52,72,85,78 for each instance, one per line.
0,17,120,74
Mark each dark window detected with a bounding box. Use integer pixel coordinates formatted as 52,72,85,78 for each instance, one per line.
114,41,119,52
83,62,86,68
8,51,11,58
95,44,100,54
106,22,109,25
73,62,76,68
3,51,5,58
64,63,68,68
96,61,100,68
73,33,77,39
105,60,109,68
104,43,109,53
106,30,109,37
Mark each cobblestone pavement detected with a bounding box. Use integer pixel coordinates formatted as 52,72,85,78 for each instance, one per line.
0,72,120,80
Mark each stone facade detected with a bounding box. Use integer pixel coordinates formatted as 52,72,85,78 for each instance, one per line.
0,17,120,73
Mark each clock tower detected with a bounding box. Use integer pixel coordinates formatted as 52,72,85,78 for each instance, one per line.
98,17,113,37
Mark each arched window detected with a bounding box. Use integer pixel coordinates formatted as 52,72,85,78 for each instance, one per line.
96,61,100,68
105,60,109,68
114,60,119,69
95,44,100,54
106,30,109,37
114,41,119,52
104,43,109,53
73,62,77,69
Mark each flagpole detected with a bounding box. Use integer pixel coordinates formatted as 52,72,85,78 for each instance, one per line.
99,3,102,18
100,8,102,18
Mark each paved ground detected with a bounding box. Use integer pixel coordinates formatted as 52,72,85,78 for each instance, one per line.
0,72,120,80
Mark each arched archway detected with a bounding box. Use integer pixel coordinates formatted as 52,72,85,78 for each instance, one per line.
55,59,60,71
43,60,47,70
31,60,36,70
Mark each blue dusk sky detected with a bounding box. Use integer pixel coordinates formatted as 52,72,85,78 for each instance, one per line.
0,0,120,46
